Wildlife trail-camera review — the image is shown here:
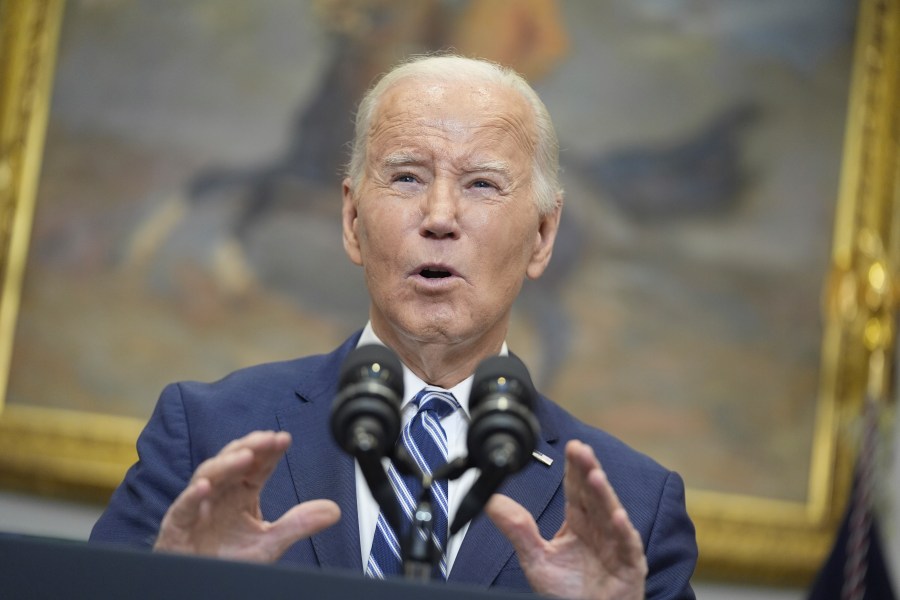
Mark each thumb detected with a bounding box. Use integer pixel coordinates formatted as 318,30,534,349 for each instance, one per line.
266,499,341,559
485,494,544,566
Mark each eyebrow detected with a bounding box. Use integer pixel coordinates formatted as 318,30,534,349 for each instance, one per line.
463,160,512,176
381,152,425,168
380,153,512,177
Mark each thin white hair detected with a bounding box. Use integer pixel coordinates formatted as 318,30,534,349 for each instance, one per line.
346,54,563,215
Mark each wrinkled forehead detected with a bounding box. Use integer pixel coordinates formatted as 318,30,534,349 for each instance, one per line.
368,77,537,153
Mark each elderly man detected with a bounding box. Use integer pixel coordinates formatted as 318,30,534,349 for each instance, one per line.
91,55,697,599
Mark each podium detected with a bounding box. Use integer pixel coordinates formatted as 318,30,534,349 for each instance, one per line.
0,532,533,599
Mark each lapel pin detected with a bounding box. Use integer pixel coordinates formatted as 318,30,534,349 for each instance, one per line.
532,450,553,466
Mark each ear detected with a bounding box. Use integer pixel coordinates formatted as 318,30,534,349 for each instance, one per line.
526,193,563,280
342,178,363,266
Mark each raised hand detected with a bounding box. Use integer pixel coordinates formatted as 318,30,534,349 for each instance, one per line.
486,440,648,600
154,430,340,562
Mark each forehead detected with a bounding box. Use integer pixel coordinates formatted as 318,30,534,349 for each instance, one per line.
367,77,536,162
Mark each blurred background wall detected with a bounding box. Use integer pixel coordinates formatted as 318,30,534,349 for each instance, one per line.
2,0,895,595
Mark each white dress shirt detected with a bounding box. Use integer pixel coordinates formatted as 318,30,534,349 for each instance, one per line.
354,323,507,574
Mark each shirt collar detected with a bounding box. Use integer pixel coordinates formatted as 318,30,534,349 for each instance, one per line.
357,322,508,418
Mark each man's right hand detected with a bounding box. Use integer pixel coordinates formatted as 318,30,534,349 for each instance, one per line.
153,430,340,562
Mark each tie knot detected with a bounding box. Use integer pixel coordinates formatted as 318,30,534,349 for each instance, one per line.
413,388,459,420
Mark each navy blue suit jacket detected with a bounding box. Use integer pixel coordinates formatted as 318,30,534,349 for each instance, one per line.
91,333,697,598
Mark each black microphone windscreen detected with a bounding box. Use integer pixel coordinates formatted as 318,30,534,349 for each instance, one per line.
338,344,404,397
471,355,536,409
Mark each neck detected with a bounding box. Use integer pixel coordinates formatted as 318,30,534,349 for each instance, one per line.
370,322,506,389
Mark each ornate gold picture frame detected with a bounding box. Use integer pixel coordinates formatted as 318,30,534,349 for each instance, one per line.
1,0,898,584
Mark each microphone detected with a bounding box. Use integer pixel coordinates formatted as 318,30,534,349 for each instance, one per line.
331,344,404,456
450,355,540,535
331,344,404,530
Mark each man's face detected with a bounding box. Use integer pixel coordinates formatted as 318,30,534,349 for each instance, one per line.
342,77,560,351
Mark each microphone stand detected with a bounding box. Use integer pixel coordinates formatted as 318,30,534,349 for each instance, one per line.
357,441,490,582
352,425,404,539
390,449,471,581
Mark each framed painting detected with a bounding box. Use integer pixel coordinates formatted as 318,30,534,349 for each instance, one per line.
1,0,898,584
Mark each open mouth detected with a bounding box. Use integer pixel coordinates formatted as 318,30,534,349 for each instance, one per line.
420,268,452,279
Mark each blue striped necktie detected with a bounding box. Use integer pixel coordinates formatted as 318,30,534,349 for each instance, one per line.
366,388,459,580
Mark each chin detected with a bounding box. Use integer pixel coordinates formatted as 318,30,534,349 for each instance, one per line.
396,314,470,344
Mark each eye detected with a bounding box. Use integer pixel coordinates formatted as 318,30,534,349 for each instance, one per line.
471,180,495,189
393,173,418,184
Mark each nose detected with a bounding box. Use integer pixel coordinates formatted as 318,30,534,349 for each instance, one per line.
419,180,461,240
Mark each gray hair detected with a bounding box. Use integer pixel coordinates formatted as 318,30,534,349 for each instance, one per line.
346,54,562,215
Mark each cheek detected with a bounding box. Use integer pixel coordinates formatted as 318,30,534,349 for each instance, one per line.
462,207,493,230
363,201,416,236
356,211,391,256
485,220,538,266
356,211,407,282
471,233,532,300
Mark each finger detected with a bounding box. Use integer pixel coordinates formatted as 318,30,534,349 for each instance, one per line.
561,441,647,575
163,477,211,531
192,446,256,486
154,476,213,551
247,432,292,487
564,440,621,519
563,440,599,506
193,432,291,488
217,431,291,463
485,494,544,567
233,431,291,488
266,500,342,559
565,439,596,469
609,504,647,566
588,469,645,561
563,442,635,561
565,439,608,490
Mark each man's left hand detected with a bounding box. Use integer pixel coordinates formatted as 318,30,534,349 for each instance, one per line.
486,439,648,600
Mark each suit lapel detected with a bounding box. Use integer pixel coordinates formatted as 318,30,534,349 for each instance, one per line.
278,334,362,571
279,405,361,571
275,335,564,584
448,396,564,587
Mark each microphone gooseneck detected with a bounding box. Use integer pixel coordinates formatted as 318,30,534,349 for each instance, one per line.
330,344,404,532
450,355,540,535
331,346,542,573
